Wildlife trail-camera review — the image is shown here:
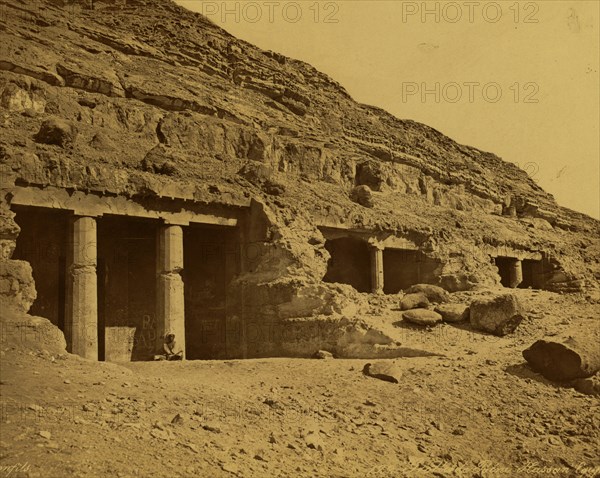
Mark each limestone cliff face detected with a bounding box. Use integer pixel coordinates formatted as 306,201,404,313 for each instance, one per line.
0,0,599,326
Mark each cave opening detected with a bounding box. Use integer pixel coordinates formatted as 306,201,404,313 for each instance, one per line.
11,206,69,333
97,216,158,362
495,256,515,288
183,224,240,360
383,249,420,294
519,259,544,289
383,249,440,293
323,237,371,293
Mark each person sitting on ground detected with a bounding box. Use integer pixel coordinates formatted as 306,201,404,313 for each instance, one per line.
163,333,183,361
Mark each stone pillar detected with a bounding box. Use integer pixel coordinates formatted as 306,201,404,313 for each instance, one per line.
66,216,98,360
370,246,384,294
509,259,523,288
156,224,185,358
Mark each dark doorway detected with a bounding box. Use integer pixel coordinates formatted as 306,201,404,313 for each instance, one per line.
183,224,239,360
11,206,69,331
519,259,543,289
495,257,514,287
383,249,440,293
383,249,419,293
97,216,158,362
323,237,371,293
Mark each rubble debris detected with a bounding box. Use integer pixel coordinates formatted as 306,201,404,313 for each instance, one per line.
362,361,402,383
404,284,450,304
313,350,334,359
402,309,443,326
435,303,469,323
400,293,430,311
470,293,524,336
573,374,600,396
523,333,600,381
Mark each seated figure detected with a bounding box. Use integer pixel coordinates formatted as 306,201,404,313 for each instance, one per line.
162,333,183,361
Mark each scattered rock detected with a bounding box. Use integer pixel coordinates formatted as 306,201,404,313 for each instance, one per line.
202,422,222,433
350,185,374,208
263,179,286,196
254,452,268,461
435,303,469,323
402,309,443,326
404,284,450,304
523,334,600,381
89,131,115,151
470,293,524,336
34,118,78,148
313,350,334,359
39,430,51,439
171,413,184,425
362,361,402,383
303,430,325,451
573,375,600,396
141,145,182,176
400,293,430,311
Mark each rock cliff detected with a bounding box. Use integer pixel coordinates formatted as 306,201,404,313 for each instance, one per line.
1,0,599,353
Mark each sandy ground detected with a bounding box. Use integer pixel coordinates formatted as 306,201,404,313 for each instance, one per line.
1,290,599,478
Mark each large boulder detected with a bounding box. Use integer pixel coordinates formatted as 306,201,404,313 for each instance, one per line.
400,292,429,311
404,284,449,304
402,309,442,326
237,161,273,185
523,334,600,381
0,259,36,313
0,306,67,356
34,117,78,148
313,350,334,360
141,147,180,176
469,293,524,336
363,361,402,383
435,303,469,323
355,161,387,191
350,185,374,208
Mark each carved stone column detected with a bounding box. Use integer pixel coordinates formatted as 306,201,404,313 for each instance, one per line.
370,246,384,294
509,259,523,289
66,216,98,360
156,224,185,358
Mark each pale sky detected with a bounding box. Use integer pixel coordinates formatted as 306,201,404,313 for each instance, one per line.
176,0,600,219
